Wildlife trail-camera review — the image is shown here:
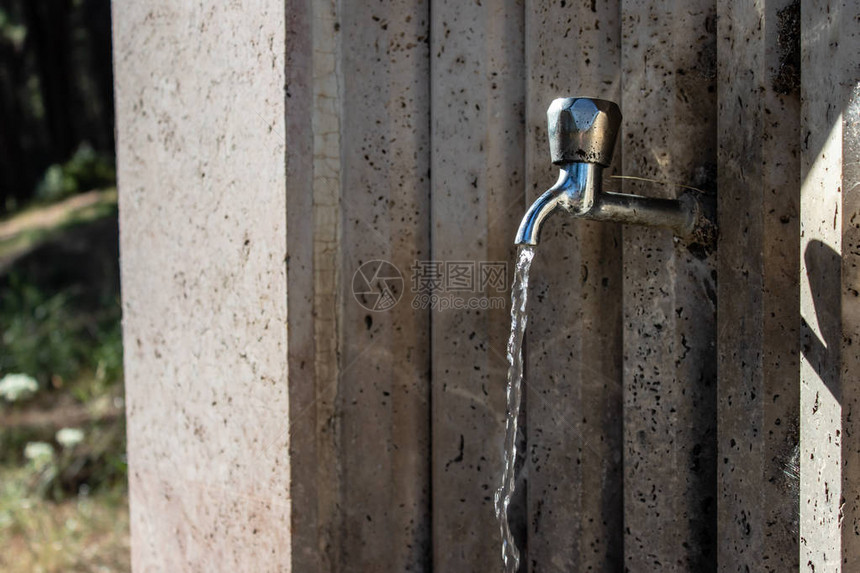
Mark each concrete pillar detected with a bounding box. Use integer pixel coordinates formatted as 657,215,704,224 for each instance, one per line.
113,2,290,570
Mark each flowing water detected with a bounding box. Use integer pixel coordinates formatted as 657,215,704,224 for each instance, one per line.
494,245,535,573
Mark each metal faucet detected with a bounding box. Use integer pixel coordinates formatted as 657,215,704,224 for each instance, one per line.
515,97,715,246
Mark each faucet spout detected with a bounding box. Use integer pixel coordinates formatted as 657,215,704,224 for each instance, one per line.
513,96,716,248
515,163,600,246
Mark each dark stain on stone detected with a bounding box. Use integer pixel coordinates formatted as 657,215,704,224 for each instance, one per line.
774,0,801,95
687,242,709,261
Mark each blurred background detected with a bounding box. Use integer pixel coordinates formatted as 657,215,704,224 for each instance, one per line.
0,0,128,570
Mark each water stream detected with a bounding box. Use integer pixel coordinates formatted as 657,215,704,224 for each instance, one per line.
494,244,535,573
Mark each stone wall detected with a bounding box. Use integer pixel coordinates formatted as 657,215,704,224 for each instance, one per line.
114,0,859,570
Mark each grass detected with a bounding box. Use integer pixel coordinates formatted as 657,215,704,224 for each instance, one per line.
0,471,129,573
0,188,129,572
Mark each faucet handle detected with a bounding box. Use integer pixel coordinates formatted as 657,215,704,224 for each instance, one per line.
547,97,621,168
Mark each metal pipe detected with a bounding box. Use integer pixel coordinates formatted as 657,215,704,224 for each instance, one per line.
514,97,715,247
589,192,697,239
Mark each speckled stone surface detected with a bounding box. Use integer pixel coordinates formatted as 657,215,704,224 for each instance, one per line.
716,1,801,570
113,2,290,570
799,0,860,568
620,2,718,570
338,1,433,570
429,1,525,570
115,0,860,570
285,0,434,571
524,1,624,571
840,82,860,568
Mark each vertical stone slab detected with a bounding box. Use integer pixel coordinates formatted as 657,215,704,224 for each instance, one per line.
620,1,718,569
285,0,347,569
429,1,525,570
716,1,801,570
338,1,432,570
841,80,860,568
286,0,434,569
524,1,624,571
113,2,290,570
286,2,433,570
799,0,860,567
284,0,320,570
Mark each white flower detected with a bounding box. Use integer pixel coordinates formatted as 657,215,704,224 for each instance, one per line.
56,427,85,449
0,373,38,402
24,442,54,465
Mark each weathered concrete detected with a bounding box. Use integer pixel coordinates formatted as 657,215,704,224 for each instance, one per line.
338,1,432,570
799,0,860,568
115,0,860,570
285,0,344,570
841,81,860,569
524,1,624,571
286,0,433,571
620,1,718,570
430,1,525,569
285,0,318,570
113,2,290,570
716,1,801,569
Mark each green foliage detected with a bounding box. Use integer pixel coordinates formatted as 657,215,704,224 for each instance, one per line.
35,144,116,203
0,8,26,49
0,244,126,502
62,145,117,194
71,314,123,404
34,165,77,202
0,277,82,387
0,275,123,392
93,321,123,384
26,421,127,501
0,426,45,466
0,2,127,566
0,407,127,501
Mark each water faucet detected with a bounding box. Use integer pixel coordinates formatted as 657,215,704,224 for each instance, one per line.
515,97,715,246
